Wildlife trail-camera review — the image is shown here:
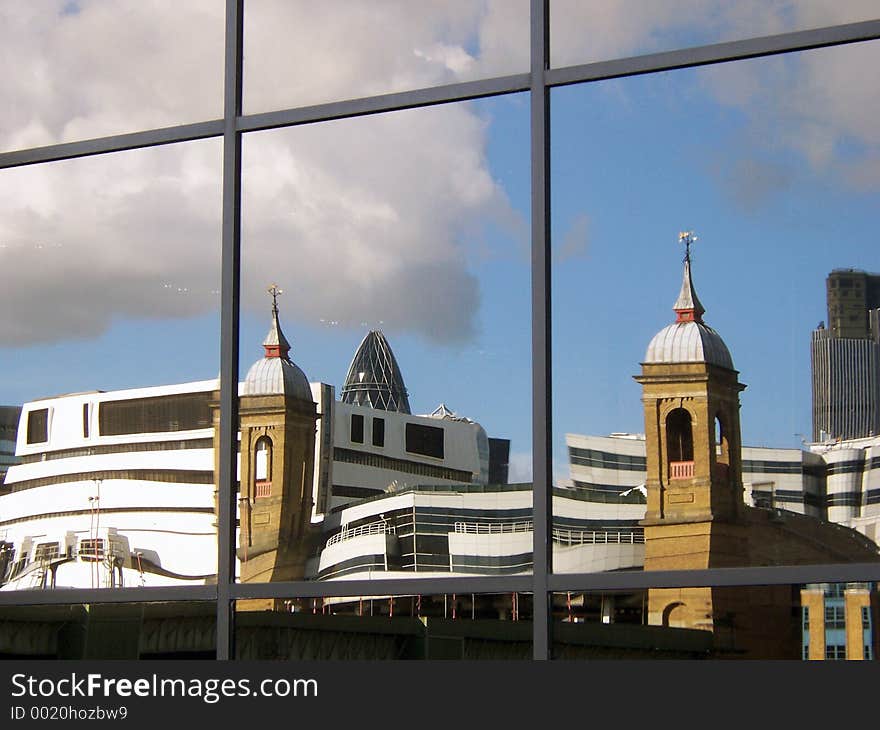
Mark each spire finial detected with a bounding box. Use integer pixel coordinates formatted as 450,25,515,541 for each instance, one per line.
268,283,282,315
262,283,291,359
673,231,705,324
678,231,697,263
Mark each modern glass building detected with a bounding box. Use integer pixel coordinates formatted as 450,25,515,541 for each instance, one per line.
2,3,880,662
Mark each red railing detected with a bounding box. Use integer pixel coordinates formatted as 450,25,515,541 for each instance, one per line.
255,480,272,498
669,461,694,479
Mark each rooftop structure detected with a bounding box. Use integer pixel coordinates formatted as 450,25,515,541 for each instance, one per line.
340,330,412,414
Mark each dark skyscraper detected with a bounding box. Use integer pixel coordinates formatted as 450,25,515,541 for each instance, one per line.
825,269,880,339
811,269,880,441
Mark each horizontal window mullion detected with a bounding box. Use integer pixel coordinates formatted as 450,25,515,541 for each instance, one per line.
0,584,217,606
237,73,531,134
0,120,224,170
547,19,880,88
229,575,534,600
548,562,880,593
4,20,878,172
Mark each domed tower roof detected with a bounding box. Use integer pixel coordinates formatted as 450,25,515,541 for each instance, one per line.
341,330,411,413
644,233,734,370
242,285,312,400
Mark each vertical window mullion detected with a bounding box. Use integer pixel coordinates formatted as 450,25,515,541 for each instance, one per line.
531,0,552,661
216,0,244,662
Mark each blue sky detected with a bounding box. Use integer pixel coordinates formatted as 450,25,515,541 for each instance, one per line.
1,5,878,486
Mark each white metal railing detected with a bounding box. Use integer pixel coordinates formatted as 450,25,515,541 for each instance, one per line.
452,522,645,546
326,521,396,547
551,528,645,546
454,521,533,535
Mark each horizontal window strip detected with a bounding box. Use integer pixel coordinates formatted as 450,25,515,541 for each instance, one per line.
570,480,638,493
569,446,646,470
568,482,647,504
334,447,473,483
416,507,533,521
18,437,215,464
0,505,215,529
826,494,865,507
826,461,868,475
3,469,214,493
451,552,534,574
742,460,804,474
317,554,392,581
331,484,385,499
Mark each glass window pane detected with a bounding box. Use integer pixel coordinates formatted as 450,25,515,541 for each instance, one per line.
0,141,222,592
243,0,529,113
551,43,880,574
1,2,223,153
552,582,877,660
550,1,880,68
0,602,216,659
235,97,532,586
235,593,532,659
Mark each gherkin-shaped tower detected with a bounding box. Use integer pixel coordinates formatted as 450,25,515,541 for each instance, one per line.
341,330,411,414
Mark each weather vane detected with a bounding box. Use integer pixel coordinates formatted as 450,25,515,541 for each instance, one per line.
678,230,697,263
268,283,283,314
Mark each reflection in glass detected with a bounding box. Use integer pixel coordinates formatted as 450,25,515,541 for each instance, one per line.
243,0,530,113
553,583,877,660
549,0,880,68
233,293,530,586
235,99,531,585
1,4,223,153
551,45,880,575
0,143,222,591
0,602,216,660
235,594,532,659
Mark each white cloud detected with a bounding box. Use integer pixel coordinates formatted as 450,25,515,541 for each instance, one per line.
1,1,877,347
0,1,521,347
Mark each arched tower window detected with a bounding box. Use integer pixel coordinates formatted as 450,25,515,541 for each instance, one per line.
662,601,686,628
714,413,730,482
255,436,272,498
666,408,694,479
714,414,730,463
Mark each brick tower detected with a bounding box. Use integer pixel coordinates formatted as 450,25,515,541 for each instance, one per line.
214,285,319,609
634,233,748,639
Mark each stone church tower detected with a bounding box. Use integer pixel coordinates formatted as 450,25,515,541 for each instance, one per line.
213,286,319,608
634,234,749,638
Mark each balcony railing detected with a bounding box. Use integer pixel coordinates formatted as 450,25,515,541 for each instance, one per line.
552,528,645,546
326,521,396,547
454,521,533,535
669,460,695,479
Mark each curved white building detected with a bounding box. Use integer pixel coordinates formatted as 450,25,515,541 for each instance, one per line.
0,302,511,591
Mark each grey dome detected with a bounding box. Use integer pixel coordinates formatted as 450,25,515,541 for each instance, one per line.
242,357,312,399
645,321,734,369
644,249,734,370
242,291,313,400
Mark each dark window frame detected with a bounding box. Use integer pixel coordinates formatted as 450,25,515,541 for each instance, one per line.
0,1,878,662
25,408,49,445
405,422,444,460
350,413,365,444
372,417,385,448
